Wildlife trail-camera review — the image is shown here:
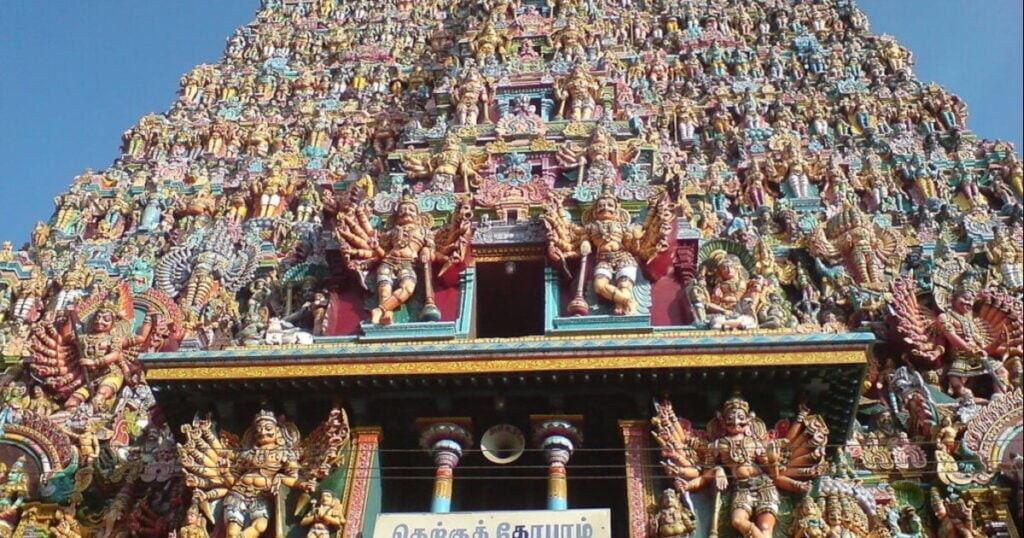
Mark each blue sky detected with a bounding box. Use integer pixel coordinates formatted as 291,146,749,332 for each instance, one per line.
0,1,1021,244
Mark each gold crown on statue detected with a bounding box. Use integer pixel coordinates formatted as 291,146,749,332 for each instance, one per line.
97,298,120,315
96,287,128,320
722,394,750,414
955,272,983,295
399,189,417,206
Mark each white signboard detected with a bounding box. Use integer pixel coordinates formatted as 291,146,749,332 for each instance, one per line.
372,509,611,538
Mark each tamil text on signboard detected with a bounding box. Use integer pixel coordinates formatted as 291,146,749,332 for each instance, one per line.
372,509,612,538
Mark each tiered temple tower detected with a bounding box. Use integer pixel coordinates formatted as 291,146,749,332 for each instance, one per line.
0,0,1021,536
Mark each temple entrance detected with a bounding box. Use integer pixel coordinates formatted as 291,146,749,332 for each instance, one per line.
475,261,546,338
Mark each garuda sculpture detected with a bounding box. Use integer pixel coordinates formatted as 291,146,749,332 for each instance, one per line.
155,219,260,324
178,408,350,538
334,193,473,325
542,187,675,316
652,395,829,538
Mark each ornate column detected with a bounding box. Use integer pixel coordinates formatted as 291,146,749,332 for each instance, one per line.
417,418,473,513
342,427,383,538
531,415,583,511
619,420,655,538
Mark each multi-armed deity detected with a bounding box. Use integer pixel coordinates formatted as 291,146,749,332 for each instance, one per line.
334,193,472,325
154,219,260,329
652,394,829,538
28,283,167,411
807,201,907,290
402,133,489,193
891,260,1020,397
543,188,674,316
178,408,350,538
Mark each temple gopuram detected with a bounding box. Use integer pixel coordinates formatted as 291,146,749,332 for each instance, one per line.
0,0,1021,536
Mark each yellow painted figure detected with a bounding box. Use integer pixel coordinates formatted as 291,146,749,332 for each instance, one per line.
178,410,350,538
300,491,346,538
542,188,674,315
334,193,472,325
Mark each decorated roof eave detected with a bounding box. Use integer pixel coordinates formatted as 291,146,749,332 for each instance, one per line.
141,330,874,381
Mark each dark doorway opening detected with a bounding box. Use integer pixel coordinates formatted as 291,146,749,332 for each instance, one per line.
475,260,546,338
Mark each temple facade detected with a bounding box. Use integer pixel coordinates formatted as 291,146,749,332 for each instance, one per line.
0,0,1021,536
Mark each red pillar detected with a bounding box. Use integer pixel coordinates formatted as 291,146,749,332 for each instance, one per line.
342,427,382,538
620,420,655,538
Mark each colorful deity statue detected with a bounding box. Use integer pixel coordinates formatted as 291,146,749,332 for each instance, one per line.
53,184,89,236
857,156,901,211
469,21,509,64
935,283,1012,394
0,458,29,538
224,191,250,224
931,490,984,538
94,195,132,240
0,458,29,510
652,395,829,538
556,64,602,122
556,125,640,187
294,182,323,223
137,190,168,232
700,157,740,214
742,161,774,210
542,188,675,316
401,132,488,192
252,166,301,218
807,201,906,289
788,496,826,538
819,489,874,537
548,17,592,62
0,286,10,326
980,226,1023,291
691,249,764,330
53,257,94,311
300,490,346,538
29,283,164,410
767,150,821,199
174,187,219,231
0,0,1022,534
995,153,1023,202
30,221,50,249
900,156,941,203
50,506,82,538
155,219,260,322
652,488,697,538
891,268,1020,396
452,68,490,126
177,409,349,538
204,121,236,158
12,268,49,323
178,504,210,538
334,193,472,325
245,122,275,157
